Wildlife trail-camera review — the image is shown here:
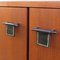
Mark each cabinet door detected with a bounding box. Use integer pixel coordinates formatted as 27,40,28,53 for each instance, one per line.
29,8,60,60
0,7,27,60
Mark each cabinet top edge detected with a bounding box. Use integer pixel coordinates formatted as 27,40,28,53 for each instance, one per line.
0,2,60,8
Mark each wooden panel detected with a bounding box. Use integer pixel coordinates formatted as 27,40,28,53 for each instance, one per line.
0,7,27,60
29,8,60,60
0,2,60,8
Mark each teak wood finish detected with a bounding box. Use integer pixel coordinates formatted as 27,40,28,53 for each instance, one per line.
0,2,60,60
0,5,27,60
29,8,60,60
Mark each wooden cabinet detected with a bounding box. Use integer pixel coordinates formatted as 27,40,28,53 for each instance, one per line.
29,8,60,60
0,7,27,60
0,2,60,60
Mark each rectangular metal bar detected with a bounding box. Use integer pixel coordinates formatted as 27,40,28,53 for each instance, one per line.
32,28,56,34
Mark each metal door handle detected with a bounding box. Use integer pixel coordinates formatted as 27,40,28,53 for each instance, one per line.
32,27,57,34
2,22,19,26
